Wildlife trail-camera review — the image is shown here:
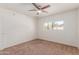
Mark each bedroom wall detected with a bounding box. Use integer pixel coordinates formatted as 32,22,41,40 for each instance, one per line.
0,14,2,50
0,7,79,49
0,8,36,49
77,9,79,48
38,9,78,47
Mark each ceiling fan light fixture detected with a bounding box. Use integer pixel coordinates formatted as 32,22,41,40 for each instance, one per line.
29,3,50,15
37,10,42,13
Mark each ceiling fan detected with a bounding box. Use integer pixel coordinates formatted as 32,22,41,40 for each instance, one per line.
29,3,50,15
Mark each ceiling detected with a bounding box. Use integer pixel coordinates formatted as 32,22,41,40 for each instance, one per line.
0,3,79,18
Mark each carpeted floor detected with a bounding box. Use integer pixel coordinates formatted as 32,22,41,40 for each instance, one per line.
0,39,79,55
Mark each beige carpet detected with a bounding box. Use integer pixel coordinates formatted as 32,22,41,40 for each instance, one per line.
0,39,79,55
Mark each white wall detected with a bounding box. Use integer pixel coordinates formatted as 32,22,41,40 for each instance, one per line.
0,7,79,49
0,14,2,50
38,9,78,47
77,9,79,48
0,8,36,49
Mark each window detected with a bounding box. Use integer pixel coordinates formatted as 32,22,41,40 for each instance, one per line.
43,20,64,31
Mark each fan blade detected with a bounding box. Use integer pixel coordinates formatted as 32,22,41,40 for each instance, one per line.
41,5,50,9
32,3,40,9
28,9,36,11
42,10,48,13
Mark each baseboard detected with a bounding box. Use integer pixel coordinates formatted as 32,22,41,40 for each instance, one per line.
0,48,5,50
1,38,79,51
37,38,78,48
1,39,36,50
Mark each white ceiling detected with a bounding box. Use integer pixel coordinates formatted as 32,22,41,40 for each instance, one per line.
0,3,79,18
